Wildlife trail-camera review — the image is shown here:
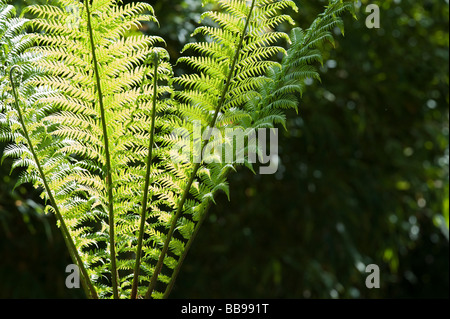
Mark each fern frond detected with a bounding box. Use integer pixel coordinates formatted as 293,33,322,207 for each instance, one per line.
1,0,99,298
144,0,300,298
23,0,170,298
2,0,355,299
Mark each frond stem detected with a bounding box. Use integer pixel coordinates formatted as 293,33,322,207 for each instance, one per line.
131,53,159,299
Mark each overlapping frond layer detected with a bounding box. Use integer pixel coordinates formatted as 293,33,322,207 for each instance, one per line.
142,0,299,298
23,0,174,298
1,0,101,298
176,0,296,125
1,0,354,299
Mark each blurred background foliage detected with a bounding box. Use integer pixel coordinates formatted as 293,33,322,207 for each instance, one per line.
1,0,448,298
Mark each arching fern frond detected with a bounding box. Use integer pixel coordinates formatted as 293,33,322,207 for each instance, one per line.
144,0,299,298
155,0,356,297
249,0,356,129
0,0,98,298
23,0,171,298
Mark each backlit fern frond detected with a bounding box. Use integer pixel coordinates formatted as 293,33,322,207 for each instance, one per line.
155,0,356,298
144,0,300,298
1,0,99,298
24,0,171,298
1,0,355,299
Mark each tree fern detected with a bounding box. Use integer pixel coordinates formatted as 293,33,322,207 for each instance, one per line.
1,0,356,298
0,0,99,298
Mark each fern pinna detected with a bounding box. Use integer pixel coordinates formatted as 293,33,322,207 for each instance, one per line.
0,0,355,298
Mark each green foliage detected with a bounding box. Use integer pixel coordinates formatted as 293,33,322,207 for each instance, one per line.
0,0,355,298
